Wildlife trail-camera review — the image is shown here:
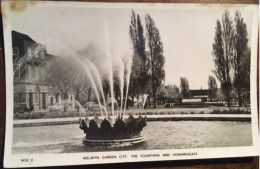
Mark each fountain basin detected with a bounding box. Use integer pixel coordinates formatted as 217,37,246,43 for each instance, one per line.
79,115,147,147
82,135,145,147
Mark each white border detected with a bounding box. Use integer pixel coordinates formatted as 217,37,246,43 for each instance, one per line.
1,1,259,168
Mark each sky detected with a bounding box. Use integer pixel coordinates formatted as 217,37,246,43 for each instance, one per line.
8,2,254,89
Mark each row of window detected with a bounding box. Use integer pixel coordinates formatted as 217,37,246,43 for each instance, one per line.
13,64,41,80
13,47,46,59
13,46,45,80
28,65,40,80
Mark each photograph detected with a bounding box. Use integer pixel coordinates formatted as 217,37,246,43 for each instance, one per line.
2,1,258,168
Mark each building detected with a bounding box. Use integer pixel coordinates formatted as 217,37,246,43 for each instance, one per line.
12,30,75,112
189,89,210,102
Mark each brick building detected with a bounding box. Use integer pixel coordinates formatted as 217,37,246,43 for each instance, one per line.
12,30,53,111
12,31,75,111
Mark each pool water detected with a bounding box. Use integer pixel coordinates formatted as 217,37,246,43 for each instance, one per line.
12,121,252,154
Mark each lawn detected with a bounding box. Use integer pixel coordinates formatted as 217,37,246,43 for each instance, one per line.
13,106,251,120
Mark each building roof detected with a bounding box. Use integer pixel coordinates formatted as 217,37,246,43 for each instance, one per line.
12,30,35,43
190,89,210,96
12,30,54,62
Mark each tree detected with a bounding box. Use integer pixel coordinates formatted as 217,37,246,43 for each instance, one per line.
71,70,91,110
79,43,108,106
128,52,141,103
136,15,150,93
158,84,166,105
180,77,190,98
78,43,106,75
164,84,180,99
212,11,234,107
171,85,180,99
44,57,76,111
232,11,250,107
129,10,150,99
145,14,165,108
129,11,140,101
83,86,92,102
208,75,218,102
241,48,250,90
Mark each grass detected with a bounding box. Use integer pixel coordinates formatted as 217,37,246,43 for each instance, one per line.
14,110,94,120
13,106,251,120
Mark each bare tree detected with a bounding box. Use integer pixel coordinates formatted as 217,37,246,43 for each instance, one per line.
71,70,91,110
44,57,76,111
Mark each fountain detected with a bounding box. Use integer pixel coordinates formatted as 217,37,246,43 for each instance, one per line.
45,38,147,147
77,47,147,147
78,53,148,147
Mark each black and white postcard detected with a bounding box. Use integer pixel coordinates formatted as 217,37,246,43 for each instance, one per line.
2,1,259,168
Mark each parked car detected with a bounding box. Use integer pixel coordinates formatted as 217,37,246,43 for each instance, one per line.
48,103,63,112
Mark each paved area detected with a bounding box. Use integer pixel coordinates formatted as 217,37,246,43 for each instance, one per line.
13,114,251,127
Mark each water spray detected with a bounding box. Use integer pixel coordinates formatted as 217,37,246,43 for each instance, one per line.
123,55,133,116
118,58,125,118
86,59,108,118
104,20,115,124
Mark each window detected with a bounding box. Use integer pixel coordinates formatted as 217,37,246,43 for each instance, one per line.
31,65,35,79
13,47,19,56
27,47,32,57
28,65,31,79
13,64,20,79
35,67,39,80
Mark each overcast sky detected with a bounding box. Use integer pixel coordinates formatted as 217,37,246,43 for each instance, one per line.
8,2,254,89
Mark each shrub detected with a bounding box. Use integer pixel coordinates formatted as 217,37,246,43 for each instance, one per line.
212,109,221,114
17,112,30,119
210,108,250,114
14,104,30,114
29,112,45,119
14,113,19,119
